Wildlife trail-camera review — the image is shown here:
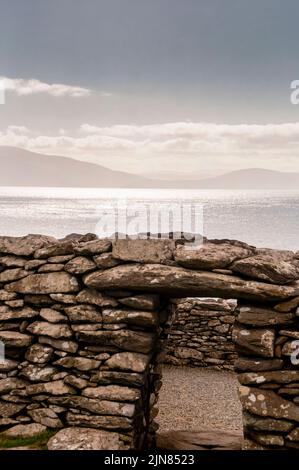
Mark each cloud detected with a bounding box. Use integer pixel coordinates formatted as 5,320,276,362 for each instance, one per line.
1,121,299,173
0,76,92,97
6,125,32,135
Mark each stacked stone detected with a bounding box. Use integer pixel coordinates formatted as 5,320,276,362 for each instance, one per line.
233,299,299,450
164,298,237,370
0,234,299,450
0,234,168,450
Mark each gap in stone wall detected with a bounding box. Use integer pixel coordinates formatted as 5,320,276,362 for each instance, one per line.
156,297,243,450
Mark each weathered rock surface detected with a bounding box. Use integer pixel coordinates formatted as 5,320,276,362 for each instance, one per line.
0,331,32,347
84,264,298,300
26,380,75,396
48,396,135,417
40,308,66,323
5,272,79,294
76,288,118,307
74,239,111,256
0,255,27,268
49,293,76,304
20,364,57,382
1,423,47,438
0,378,27,394
64,256,96,274
105,352,149,373
77,329,155,354
27,321,73,339
25,344,54,364
0,290,18,301
0,359,18,372
0,235,56,257
91,371,144,387
38,336,78,353
102,308,158,328
64,305,102,323
28,408,63,428
247,431,284,447
0,401,25,417
34,241,75,259
286,427,299,442
234,358,284,372
279,329,299,340
237,305,294,327
174,347,203,361
174,242,253,270
118,294,160,311
47,427,128,450
82,385,140,402
239,386,299,421
66,412,132,431
275,297,299,312
233,327,275,358
282,341,299,357
0,269,29,283
63,375,88,390
54,357,101,371
238,371,299,385
38,263,65,273
231,254,299,284
243,412,294,432
93,253,121,269
0,306,38,321
113,239,174,264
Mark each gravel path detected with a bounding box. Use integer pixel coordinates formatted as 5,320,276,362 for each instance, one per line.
156,366,243,433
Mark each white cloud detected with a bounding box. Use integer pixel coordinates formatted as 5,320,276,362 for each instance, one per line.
6,125,32,135
1,121,299,173
0,76,92,97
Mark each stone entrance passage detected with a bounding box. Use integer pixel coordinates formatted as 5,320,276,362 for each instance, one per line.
156,296,243,450
0,235,298,450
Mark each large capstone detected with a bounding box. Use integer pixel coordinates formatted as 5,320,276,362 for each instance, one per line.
84,264,299,301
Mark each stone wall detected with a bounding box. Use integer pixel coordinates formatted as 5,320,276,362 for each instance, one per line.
164,298,238,370
0,234,298,450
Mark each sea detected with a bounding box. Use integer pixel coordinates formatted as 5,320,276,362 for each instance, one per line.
0,187,298,251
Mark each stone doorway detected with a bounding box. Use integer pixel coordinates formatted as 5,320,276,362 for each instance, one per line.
155,296,243,450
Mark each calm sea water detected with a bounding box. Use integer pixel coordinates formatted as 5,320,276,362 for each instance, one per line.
0,187,298,251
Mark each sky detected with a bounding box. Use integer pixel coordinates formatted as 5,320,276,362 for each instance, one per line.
1,0,299,177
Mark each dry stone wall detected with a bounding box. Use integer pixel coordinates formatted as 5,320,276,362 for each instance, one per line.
165,298,238,370
0,233,298,450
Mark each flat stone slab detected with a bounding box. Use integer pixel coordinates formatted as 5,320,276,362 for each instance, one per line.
84,264,299,301
231,254,299,284
156,429,243,450
113,239,174,264
174,242,254,270
0,235,56,257
5,272,79,294
47,427,128,450
1,423,46,438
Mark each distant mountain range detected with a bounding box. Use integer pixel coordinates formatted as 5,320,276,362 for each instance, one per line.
1,146,299,189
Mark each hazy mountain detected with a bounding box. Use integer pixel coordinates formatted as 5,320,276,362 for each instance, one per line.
0,146,153,188
1,146,299,189
193,168,299,189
